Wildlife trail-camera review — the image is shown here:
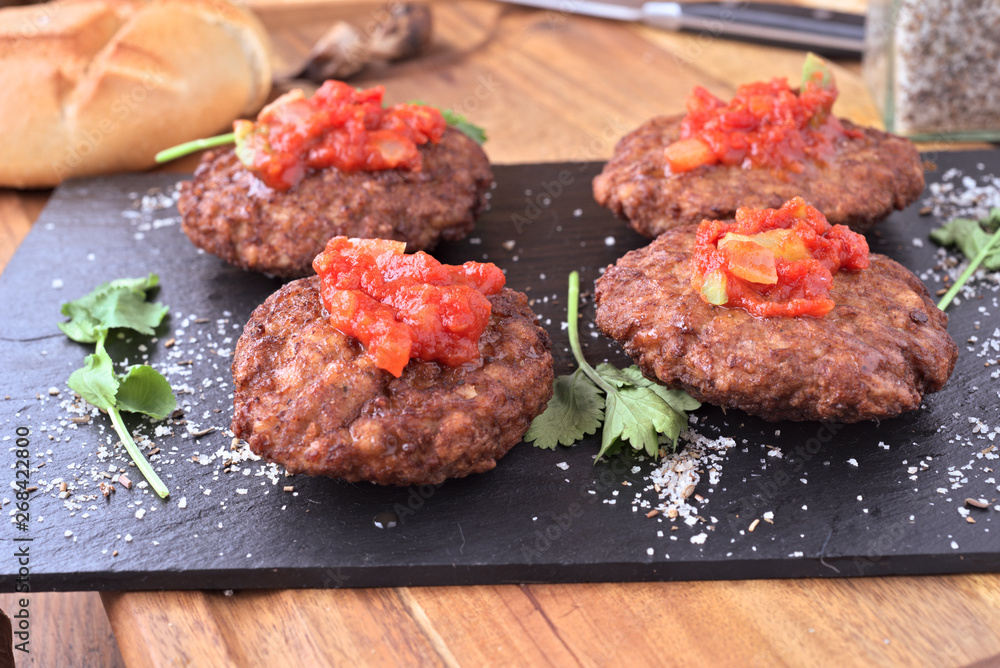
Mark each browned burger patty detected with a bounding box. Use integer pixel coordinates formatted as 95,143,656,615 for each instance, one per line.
231,276,554,486
593,115,925,238
594,227,958,423
178,128,493,278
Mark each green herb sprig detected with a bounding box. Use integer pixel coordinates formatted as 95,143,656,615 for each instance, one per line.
154,133,235,164
931,207,1000,310
60,275,177,498
526,271,700,460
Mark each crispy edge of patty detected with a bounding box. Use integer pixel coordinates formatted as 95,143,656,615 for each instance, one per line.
231,276,554,486
592,115,925,237
593,226,958,423
178,128,494,278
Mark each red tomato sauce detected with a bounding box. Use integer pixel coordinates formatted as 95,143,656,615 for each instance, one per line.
664,73,862,174
234,80,447,191
691,197,869,318
313,237,506,377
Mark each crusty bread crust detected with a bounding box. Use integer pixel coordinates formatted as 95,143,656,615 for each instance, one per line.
0,0,272,188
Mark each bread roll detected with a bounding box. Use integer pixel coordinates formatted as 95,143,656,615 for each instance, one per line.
0,0,272,188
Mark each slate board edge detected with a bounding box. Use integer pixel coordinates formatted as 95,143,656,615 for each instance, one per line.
10,549,1000,592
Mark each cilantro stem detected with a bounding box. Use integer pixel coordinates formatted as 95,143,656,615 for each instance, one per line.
154,132,235,164
106,404,170,499
566,271,615,394
937,224,1000,311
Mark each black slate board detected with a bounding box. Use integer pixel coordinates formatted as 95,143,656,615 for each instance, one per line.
1,155,998,592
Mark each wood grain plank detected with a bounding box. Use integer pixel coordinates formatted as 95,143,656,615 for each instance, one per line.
0,190,48,276
519,576,1000,667
101,591,241,666
211,588,444,665
402,584,580,666
105,588,453,667
0,592,125,668
103,575,1000,667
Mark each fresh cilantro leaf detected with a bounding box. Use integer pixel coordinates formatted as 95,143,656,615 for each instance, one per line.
601,386,671,459
90,290,167,336
930,209,1000,271
594,363,647,388
107,275,161,291
439,108,487,145
116,365,177,420
60,275,174,498
59,273,165,342
527,271,700,459
649,385,702,414
932,208,1000,310
67,346,119,410
59,302,105,344
525,368,604,449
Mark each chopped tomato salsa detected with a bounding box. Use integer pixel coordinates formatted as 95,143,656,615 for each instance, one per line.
234,80,447,191
691,197,869,318
664,70,862,174
313,237,505,377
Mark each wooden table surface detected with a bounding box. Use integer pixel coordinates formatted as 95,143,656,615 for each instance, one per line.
2,1,999,665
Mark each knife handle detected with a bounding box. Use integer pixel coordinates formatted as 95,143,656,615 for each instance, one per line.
643,1,865,58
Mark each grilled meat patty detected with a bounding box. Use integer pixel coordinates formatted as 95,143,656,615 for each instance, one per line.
593,115,924,238
594,226,958,423
231,276,553,485
178,128,493,278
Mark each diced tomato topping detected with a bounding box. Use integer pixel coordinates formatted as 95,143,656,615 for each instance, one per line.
313,237,506,377
665,73,862,174
663,138,716,172
234,80,447,191
691,197,869,318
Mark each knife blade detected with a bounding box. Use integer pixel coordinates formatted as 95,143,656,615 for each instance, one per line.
503,1,866,57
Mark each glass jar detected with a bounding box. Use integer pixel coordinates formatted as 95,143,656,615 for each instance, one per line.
863,0,1000,141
